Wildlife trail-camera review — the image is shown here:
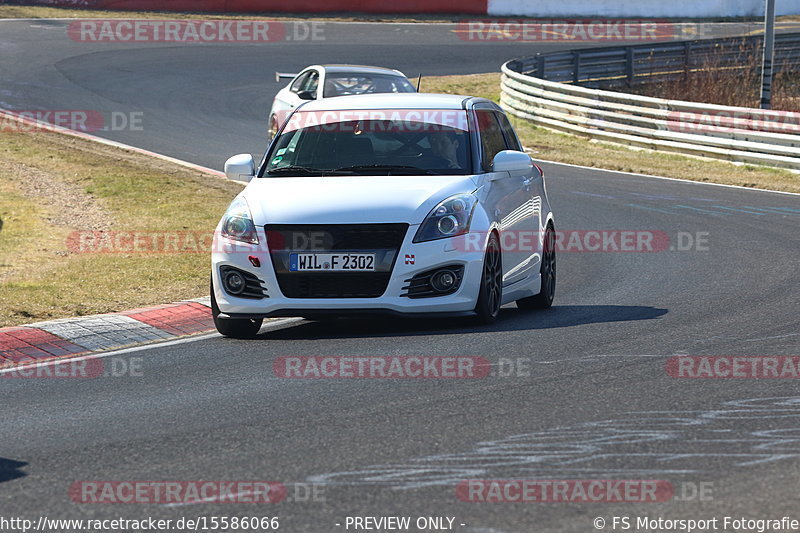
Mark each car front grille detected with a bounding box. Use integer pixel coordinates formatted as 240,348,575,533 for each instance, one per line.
265,224,408,299
265,224,408,251
277,273,391,299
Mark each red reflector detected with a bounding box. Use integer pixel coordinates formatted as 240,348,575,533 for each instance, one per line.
248,255,261,267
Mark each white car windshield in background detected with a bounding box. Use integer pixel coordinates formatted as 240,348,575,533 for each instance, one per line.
267,109,471,175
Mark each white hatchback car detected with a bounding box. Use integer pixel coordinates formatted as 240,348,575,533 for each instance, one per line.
268,64,416,138
213,93,555,338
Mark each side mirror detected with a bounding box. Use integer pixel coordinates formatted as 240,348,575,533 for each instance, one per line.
296,90,315,101
491,150,533,175
224,153,255,182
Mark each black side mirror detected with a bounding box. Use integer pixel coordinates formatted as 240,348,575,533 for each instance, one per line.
296,90,315,101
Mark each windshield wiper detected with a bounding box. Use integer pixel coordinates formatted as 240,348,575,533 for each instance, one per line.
331,164,433,175
266,165,326,176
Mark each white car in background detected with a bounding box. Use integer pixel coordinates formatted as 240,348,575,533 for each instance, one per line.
267,64,416,138
214,93,555,338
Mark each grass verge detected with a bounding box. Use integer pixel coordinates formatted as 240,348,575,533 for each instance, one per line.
423,72,800,193
0,130,243,327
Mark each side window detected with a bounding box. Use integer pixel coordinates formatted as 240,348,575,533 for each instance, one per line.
290,71,311,93
476,110,507,171
303,71,319,95
495,112,522,151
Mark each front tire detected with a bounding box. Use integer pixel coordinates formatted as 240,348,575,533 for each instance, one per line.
211,279,263,338
517,223,556,310
474,232,503,324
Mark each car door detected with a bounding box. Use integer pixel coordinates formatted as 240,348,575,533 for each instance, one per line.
495,110,542,282
475,108,534,286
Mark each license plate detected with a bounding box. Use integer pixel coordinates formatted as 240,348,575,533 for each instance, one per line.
290,253,375,272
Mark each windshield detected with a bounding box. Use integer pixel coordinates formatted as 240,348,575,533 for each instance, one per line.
264,110,471,176
322,72,416,97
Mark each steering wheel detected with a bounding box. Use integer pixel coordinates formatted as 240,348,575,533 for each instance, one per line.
385,131,427,157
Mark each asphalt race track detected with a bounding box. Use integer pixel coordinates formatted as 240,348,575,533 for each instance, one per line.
2,18,800,533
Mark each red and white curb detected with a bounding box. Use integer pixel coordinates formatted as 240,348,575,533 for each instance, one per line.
0,110,232,369
0,298,215,367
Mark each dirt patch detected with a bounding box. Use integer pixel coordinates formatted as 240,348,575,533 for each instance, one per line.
0,161,114,283
6,161,114,231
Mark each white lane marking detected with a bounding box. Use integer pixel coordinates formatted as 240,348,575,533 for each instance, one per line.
0,317,305,375
531,354,670,364
307,396,800,489
744,333,800,342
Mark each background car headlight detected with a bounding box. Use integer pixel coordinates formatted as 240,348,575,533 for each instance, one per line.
220,196,259,244
414,194,477,243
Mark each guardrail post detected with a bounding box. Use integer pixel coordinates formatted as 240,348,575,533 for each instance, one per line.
537,55,546,79
684,41,692,80
761,0,777,109
573,51,581,84
626,47,635,87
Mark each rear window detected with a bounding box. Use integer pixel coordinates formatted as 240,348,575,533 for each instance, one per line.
322,73,416,98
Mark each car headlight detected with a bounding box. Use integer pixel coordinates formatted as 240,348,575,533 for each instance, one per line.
220,196,259,245
413,194,477,243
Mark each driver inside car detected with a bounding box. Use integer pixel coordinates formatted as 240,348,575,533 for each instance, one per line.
427,132,462,169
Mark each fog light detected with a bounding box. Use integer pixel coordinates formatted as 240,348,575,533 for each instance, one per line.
223,270,246,295
430,270,457,292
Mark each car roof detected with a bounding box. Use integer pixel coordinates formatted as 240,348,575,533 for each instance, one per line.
297,93,497,111
317,64,406,76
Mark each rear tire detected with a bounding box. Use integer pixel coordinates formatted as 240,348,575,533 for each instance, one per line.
517,223,556,310
211,279,263,339
473,233,503,324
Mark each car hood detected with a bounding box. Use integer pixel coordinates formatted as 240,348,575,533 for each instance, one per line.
243,175,480,225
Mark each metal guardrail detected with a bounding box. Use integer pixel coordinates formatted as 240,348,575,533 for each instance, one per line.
501,33,800,170
507,34,800,88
